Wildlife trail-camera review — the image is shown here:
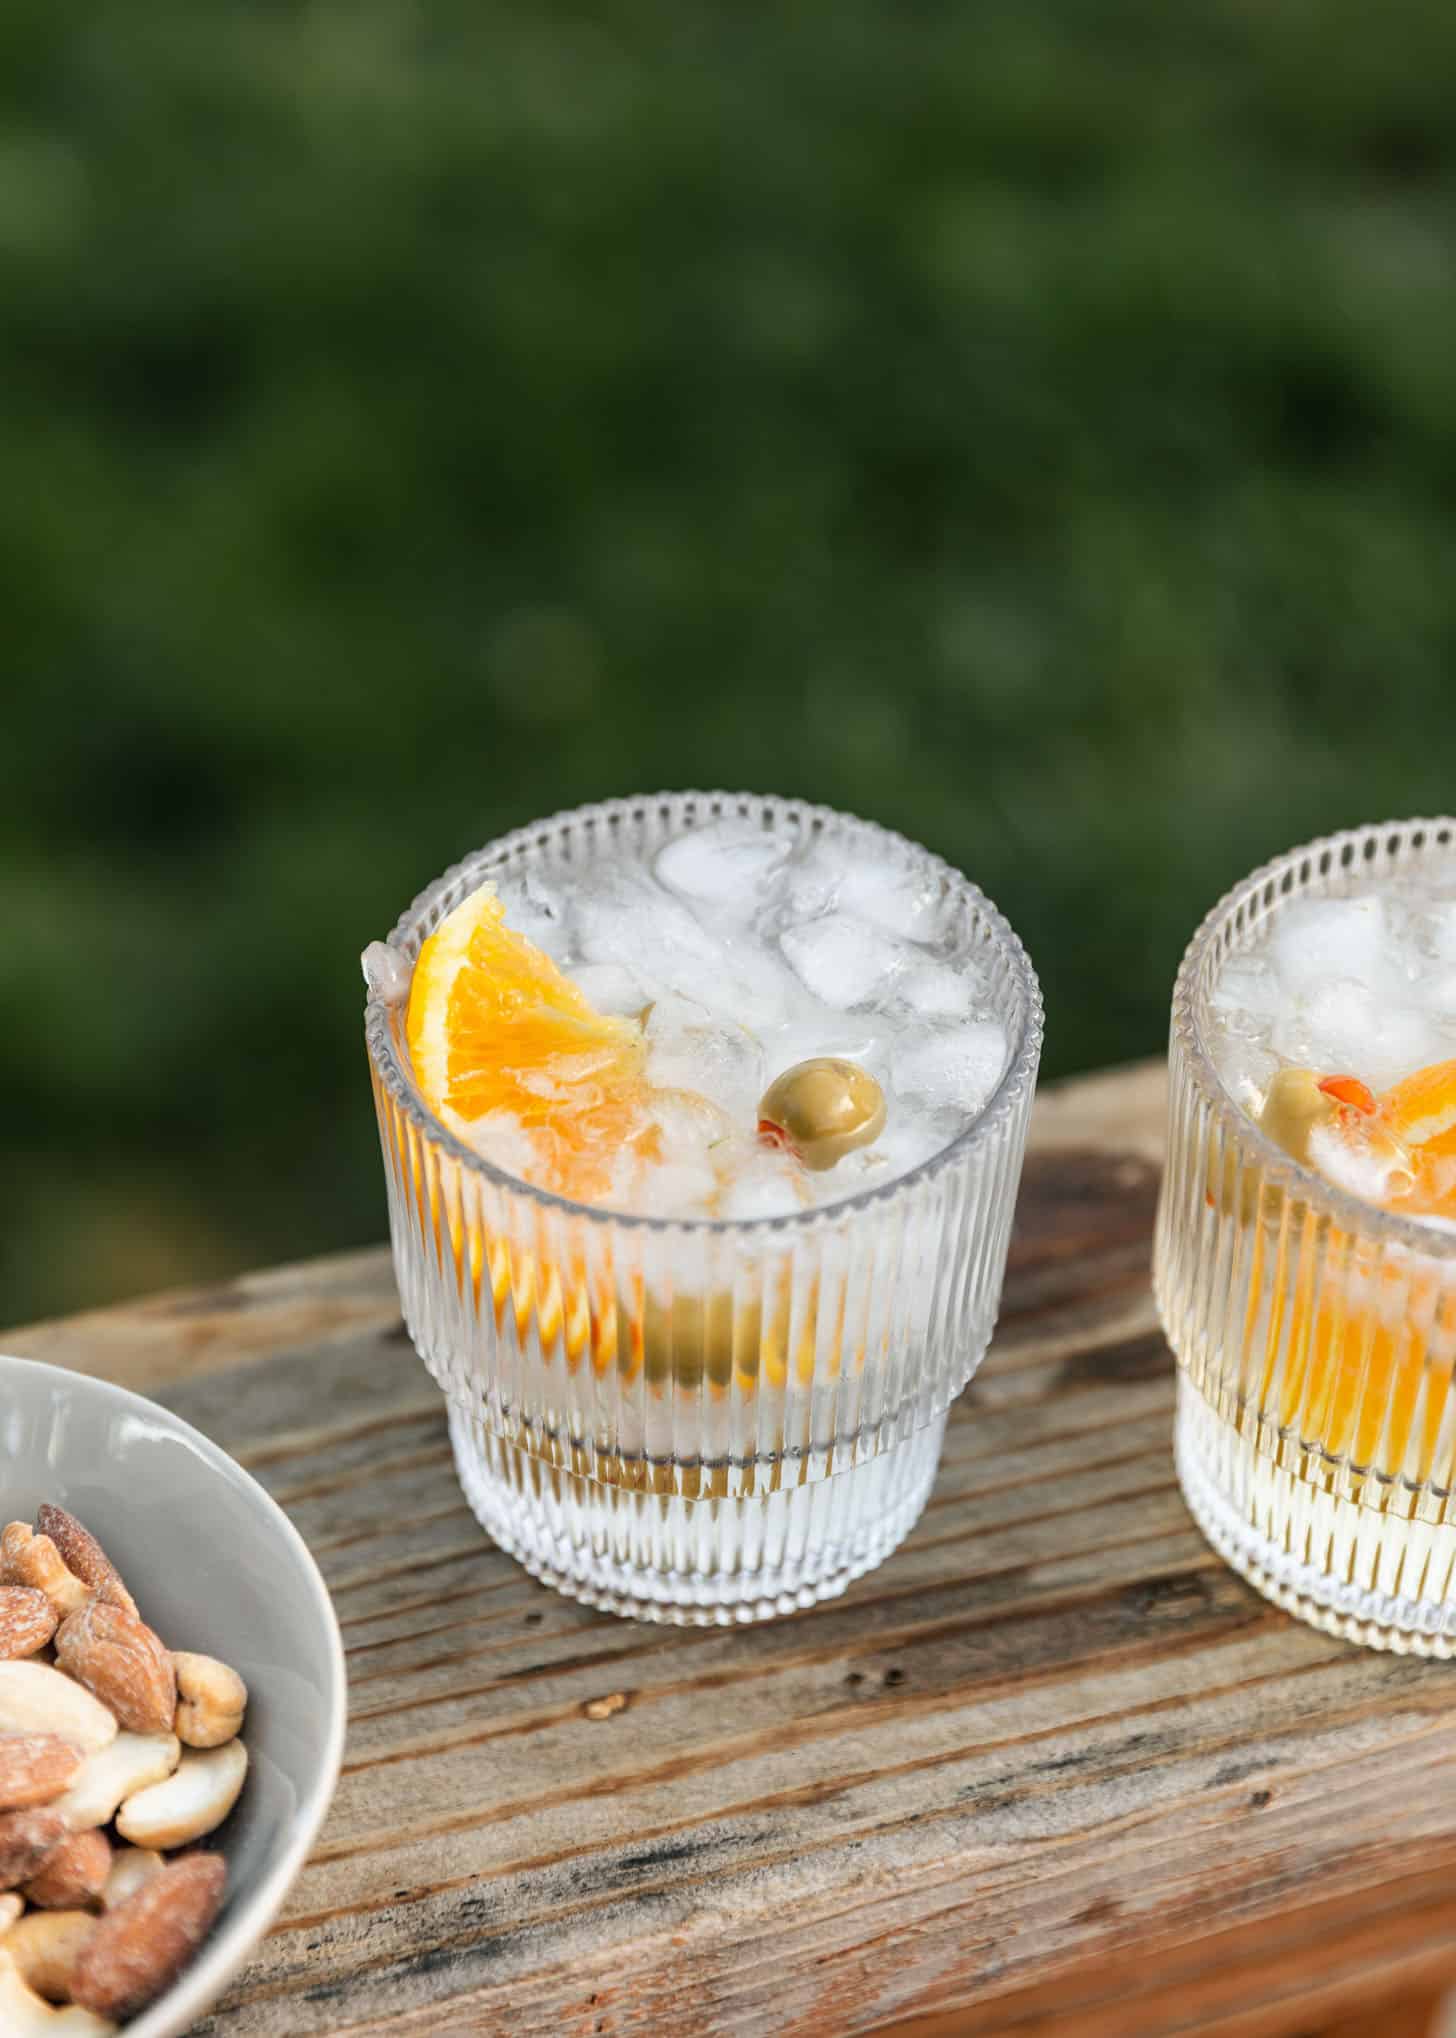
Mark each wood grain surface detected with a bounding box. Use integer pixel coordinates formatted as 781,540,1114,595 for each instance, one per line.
7,1059,1456,2038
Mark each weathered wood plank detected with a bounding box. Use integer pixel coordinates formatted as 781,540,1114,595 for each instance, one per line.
8,1060,1456,2037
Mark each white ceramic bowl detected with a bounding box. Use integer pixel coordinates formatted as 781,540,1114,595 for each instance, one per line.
0,1353,346,2036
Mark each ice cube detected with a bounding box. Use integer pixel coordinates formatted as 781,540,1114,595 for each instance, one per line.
644,996,765,1120
571,869,725,998
765,1016,893,1085
1270,897,1387,992
634,1159,721,1219
780,915,908,1009
1210,956,1284,1042
1422,969,1456,1020
891,1021,1008,1115
718,1151,811,1221
493,866,569,956
655,822,790,917
1270,978,1370,1073
821,1103,957,1196
783,839,942,941
572,869,792,1033
840,857,943,941
571,961,649,1017
899,960,978,1023
1274,979,1447,1091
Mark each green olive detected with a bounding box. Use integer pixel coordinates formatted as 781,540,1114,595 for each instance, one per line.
1258,1066,1336,1165
758,1057,886,1172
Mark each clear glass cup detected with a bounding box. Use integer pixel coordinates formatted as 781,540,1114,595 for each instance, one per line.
1155,818,1456,1655
364,792,1043,1624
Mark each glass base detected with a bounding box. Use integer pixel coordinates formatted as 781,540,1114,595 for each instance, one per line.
1174,1375,1456,1658
448,1406,946,1626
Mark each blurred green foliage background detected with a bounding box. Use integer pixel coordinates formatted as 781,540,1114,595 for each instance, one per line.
5,0,1456,1323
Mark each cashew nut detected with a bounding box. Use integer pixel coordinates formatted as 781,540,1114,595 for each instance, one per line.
0,1893,22,1931
115,1741,247,1850
171,1653,247,1749
100,1849,164,1913
0,1669,116,1757
4,1910,98,2003
52,1735,179,1834
0,1531,88,1623
0,1949,117,2034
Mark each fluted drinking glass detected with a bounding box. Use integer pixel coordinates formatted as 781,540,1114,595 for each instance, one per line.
1155,819,1456,1654
365,792,1043,1624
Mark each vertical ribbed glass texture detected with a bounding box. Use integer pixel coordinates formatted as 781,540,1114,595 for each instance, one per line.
1155,819,1456,1655
365,792,1043,1624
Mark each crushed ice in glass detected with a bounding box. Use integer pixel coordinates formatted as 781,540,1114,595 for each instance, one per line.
1207,871,1456,1213
472,818,1011,1217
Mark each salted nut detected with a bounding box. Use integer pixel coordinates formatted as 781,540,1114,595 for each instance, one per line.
53,1734,180,1835
53,1602,175,1739
116,1741,248,1851
0,1530,89,1623
24,1833,112,1913
0,1739,87,1815
0,1948,116,2034
0,1668,116,1756
758,1057,886,1171
100,1850,165,1913
5,1910,99,2004
69,1854,225,2024
171,1653,247,1750
34,1511,135,1622
0,1588,59,1661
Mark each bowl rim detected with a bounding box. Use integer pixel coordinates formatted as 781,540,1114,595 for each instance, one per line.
1173,813,1456,1263
0,1352,347,2038
363,788,1045,1234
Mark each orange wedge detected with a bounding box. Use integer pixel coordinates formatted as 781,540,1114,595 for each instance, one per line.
405,882,653,1202
1381,1057,1456,1148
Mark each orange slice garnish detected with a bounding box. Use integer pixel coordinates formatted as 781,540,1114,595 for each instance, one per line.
405,883,654,1201
1380,1057,1456,1148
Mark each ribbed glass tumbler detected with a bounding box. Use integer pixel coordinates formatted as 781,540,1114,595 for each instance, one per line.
1155,819,1456,1655
365,792,1043,1624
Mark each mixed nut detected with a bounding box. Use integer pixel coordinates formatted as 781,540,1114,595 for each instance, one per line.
0,1504,249,2030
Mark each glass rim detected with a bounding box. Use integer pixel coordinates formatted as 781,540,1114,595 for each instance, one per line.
1173,814,1456,1263
364,789,1044,1236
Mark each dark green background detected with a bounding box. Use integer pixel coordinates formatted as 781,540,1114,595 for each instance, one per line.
5,0,1455,1323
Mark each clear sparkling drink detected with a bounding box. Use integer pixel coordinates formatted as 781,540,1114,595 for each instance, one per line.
365,794,1042,1623
1156,819,1456,1654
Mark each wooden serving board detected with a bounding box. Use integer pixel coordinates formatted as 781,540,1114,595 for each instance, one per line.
9,1061,1456,2037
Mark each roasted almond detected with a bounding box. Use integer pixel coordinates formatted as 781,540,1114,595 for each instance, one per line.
25,1827,112,1909
0,1734,86,1812
35,1508,136,1619
54,1601,175,1737
69,1852,226,2022
0,1588,58,1662
0,1807,69,1891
